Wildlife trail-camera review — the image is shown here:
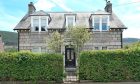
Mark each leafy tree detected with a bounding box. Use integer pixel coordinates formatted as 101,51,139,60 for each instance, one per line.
47,31,63,53
65,26,91,54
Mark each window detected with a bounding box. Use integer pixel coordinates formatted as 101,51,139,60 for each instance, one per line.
93,16,109,31
41,19,47,31
32,47,41,52
102,46,107,50
95,47,99,50
66,16,75,28
31,16,48,32
102,17,108,31
33,19,39,31
41,47,47,52
94,17,100,30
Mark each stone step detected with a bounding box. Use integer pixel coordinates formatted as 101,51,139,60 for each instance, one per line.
64,71,78,83
63,76,79,83
67,71,77,76
65,68,76,72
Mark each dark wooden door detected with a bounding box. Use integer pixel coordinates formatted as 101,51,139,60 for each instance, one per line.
65,47,76,68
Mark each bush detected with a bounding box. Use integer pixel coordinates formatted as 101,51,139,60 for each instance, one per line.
79,48,140,82
0,51,63,81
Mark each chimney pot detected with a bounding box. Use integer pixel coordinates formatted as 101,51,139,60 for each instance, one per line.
28,2,36,14
105,1,112,13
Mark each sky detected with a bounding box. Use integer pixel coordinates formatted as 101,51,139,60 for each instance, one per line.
0,0,140,38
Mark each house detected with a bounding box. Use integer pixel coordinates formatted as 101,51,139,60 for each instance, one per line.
14,1,127,67
0,35,4,52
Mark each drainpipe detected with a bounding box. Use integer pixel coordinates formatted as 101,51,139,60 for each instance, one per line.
121,30,123,48
18,31,20,51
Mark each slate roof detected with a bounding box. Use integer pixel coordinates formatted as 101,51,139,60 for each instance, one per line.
14,10,127,30
30,10,50,16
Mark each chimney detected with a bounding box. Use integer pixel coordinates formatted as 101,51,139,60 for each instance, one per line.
105,1,112,13
28,2,36,14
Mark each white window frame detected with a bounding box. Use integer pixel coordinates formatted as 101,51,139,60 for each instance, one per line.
31,16,48,32
66,16,75,28
92,15,110,31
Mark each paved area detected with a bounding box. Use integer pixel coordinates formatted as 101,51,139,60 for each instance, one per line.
64,68,78,83
63,82,140,84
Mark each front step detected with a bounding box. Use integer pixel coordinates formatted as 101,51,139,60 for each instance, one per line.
63,69,78,83
65,68,76,72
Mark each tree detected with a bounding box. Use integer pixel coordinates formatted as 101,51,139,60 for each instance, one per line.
47,31,63,53
65,26,91,54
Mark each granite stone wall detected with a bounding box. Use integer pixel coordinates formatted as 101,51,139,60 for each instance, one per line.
19,30,122,52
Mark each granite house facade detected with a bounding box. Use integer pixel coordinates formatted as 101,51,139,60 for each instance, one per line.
14,1,127,53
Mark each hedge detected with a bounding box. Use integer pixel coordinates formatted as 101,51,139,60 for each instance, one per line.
79,48,140,82
0,51,63,81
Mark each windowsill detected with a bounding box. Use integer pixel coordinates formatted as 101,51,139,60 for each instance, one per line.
93,30,109,32
31,31,48,33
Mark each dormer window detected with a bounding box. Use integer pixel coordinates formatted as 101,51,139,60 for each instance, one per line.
92,15,109,31
66,16,75,28
31,16,48,32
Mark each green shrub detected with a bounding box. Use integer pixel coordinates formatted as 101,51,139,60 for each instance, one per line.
0,51,63,81
79,48,140,82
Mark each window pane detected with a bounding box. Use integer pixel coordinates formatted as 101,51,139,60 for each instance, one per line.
32,47,40,52
41,47,46,52
102,17,108,23
33,19,39,26
102,23,107,30
41,19,46,26
94,17,100,31
95,47,99,50
67,17,74,27
41,19,46,31
41,26,46,31
102,46,107,50
35,26,39,31
94,23,100,30
94,17,100,23
33,19,39,31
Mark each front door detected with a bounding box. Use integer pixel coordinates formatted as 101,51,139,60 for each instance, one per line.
65,46,76,68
